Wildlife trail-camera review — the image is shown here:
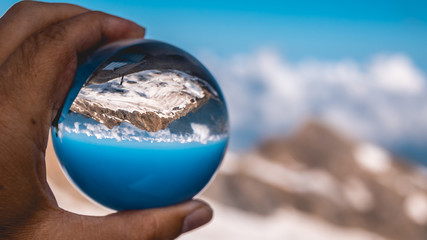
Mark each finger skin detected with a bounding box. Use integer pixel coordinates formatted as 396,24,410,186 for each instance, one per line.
0,9,145,239
0,1,89,65
0,3,212,240
0,10,145,151
16,200,213,240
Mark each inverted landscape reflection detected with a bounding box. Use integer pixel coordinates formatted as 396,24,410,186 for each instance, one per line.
52,40,229,210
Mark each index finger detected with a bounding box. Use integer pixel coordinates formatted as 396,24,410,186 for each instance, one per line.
0,11,146,204
0,1,89,65
0,10,145,148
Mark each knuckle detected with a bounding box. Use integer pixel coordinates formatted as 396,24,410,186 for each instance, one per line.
22,26,74,75
23,26,70,61
83,10,108,21
88,10,106,16
38,24,67,43
8,1,39,14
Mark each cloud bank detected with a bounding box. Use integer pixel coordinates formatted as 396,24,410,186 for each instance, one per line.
58,120,225,144
200,49,427,150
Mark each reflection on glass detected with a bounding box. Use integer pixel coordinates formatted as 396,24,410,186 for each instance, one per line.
52,40,228,210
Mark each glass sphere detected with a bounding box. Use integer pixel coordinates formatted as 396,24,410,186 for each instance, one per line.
51,39,228,210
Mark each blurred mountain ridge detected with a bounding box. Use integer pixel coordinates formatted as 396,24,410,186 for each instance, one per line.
204,121,427,240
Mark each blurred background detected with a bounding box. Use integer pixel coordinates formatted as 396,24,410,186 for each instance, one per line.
2,0,427,239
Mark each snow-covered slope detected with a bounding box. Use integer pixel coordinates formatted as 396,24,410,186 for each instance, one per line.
205,122,427,240
70,69,214,132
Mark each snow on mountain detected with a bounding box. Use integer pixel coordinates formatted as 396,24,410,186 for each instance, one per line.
353,143,392,174
203,122,427,240
70,69,214,132
180,201,387,240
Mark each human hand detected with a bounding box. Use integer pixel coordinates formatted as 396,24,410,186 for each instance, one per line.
0,1,212,239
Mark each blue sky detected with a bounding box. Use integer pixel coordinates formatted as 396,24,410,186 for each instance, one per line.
2,1,427,162
1,0,427,70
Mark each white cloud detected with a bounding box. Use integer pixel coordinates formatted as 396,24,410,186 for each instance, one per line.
370,55,425,94
59,121,226,144
191,123,211,144
199,49,427,149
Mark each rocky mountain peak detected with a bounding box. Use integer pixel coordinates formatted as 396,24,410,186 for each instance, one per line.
70,69,213,132
205,121,427,240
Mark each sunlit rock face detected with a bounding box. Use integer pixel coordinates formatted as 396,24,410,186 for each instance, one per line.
51,39,228,210
70,69,215,132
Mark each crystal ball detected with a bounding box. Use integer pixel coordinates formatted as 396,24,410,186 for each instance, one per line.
51,39,228,210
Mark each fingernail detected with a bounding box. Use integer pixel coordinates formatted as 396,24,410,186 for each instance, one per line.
182,205,213,233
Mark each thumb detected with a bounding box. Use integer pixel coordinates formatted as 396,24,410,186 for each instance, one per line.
95,200,213,240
